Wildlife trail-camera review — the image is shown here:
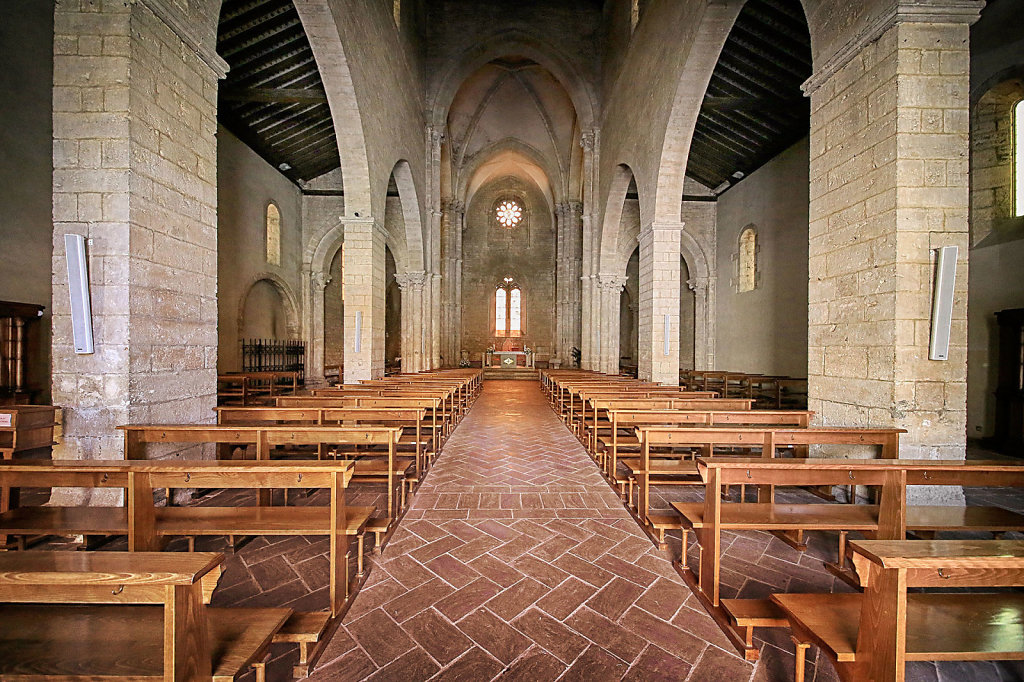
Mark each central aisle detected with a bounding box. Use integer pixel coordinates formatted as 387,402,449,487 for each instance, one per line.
309,381,758,681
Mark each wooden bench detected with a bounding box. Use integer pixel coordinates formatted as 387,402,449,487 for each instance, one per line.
0,405,57,547
0,459,361,617
774,539,1024,682
118,423,403,533
675,456,1024,660
0,550,289,681
629,425,901,550
216,405,431,486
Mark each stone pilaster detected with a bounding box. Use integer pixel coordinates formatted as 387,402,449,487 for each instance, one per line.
638,222,683,384
805,3,982,501
580,128,599,370
343,217,387,382
50,0,226,503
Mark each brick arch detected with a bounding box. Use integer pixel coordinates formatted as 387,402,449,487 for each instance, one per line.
428,29,597,131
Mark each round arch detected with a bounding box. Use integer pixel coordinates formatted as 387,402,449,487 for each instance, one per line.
237,273,301,342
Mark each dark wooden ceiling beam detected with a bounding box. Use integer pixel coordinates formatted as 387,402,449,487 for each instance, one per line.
221,87,328,104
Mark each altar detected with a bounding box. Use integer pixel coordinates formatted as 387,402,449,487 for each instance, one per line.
484,349,534,368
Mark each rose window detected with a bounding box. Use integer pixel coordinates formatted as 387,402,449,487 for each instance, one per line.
495,200,522,228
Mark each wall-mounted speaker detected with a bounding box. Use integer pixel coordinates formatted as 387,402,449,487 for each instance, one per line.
354,310,362,353
663,314,671,356
64,233,94,355
928,245,958,361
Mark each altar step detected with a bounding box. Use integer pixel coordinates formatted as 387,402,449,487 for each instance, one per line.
482,367,539,381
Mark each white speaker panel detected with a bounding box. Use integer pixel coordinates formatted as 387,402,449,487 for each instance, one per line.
928,245,958,361
64,233,94,355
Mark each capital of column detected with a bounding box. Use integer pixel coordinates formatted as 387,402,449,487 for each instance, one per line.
443,198,465,214
597,274,627,292
580,128,599,152
638,221,685,244
687,276,709,295
395,270,427,291
311,271,331,292
428,125,446,148
802,0,983,95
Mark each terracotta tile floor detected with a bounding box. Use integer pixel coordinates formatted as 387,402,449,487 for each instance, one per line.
296,380,757,681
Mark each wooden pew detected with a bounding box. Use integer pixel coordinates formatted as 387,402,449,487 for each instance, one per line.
216,405,432,483
278,395,449,447
630,424,896,548
601,409,813,508
774,539,1024,682
674,457,1024,660
0,458,361,617
118,423,402,534
0,550,289,681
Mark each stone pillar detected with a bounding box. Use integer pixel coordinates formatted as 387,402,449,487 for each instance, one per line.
50,0,226,503
440,199,465,367
637,222,683,384
804,4,981,500
305,268,331,385
597,275,626,374
343,217,387,382
555,201,583,364
580,128,599,370
430,273,441,369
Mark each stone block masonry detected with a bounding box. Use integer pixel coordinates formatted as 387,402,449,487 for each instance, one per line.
51,0,224,503
807,17,977,503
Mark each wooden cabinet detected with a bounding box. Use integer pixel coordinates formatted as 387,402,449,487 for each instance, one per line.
0,301,45,405
994,308,1024,455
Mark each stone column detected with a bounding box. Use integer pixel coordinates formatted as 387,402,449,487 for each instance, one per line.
597,275,626,374
50,0,226,503
804,3,981,499
305,269,331,385
580,129,599,370
555,201,584,365
343,217,387,382
637,222,683,385
440,199,464,367
395,270,425,373
430,273,441,369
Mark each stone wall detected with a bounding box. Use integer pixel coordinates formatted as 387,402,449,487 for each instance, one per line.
0,0,54,402
716,138,809,377
807,18,974,489
51,0,223,492
461,177,555,359
216,127,303,372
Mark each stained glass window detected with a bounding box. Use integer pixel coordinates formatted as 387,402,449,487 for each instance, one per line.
495,200,522,228
495,288,507,335
509,288,521,335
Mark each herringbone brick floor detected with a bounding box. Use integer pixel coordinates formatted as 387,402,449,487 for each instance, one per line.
302,381,762,681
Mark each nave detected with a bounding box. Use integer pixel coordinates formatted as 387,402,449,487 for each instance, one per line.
304,380,758,681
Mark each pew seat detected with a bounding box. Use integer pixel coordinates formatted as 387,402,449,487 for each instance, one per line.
0,605,290,681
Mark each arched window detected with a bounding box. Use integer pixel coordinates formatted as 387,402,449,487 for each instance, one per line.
1015,99,1024,217
266,203,281,266
495,288,507,335
737,226,757,292
509,288,522,335
494,278,523,337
